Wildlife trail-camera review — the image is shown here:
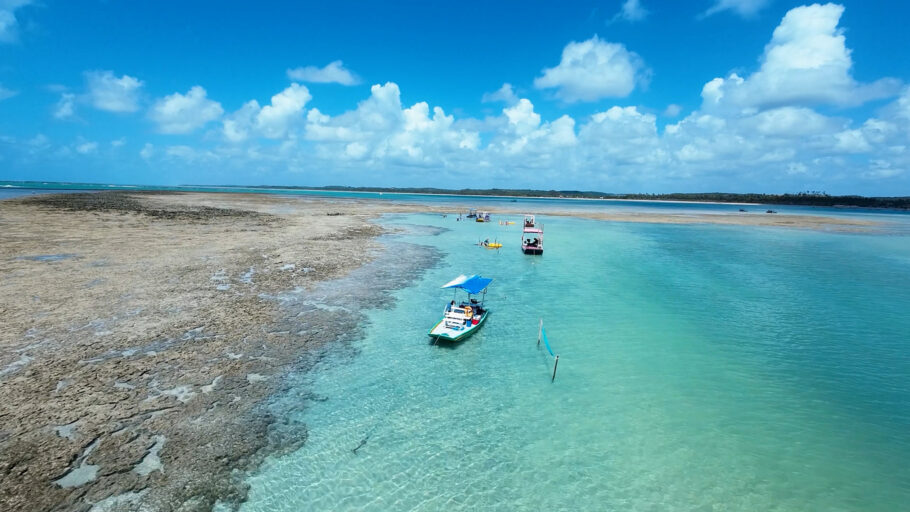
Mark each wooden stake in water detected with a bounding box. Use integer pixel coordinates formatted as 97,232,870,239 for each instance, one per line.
552,355,559,382
537,318,543,346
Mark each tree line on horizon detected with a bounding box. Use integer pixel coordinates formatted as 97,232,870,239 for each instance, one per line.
250,185,910,209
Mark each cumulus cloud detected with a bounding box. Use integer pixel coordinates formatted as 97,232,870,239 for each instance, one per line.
610,0,648,23
75,141,98,154
84,71,144,113
701,4,901,111
53,93,76,119
703,0,769,18
0,83,17,100
663,104,682,117
287,60,360,85
0,0,32,43
482,83,519,105
223,83,311,142
534,36,648,102
149,86,223,134
303,82,480,168
257,83,311,138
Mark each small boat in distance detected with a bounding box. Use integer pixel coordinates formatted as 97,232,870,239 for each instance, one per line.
428,274,492,342
466,208,477,219
521,214,543,255
476,211,491,222
479,238,502,249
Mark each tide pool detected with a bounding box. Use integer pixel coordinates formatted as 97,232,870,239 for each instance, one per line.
241,213,909,510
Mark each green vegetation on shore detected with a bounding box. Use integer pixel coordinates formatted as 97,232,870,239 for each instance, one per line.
5,181,909,209
262,186,910,209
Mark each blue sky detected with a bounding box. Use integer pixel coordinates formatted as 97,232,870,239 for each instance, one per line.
0,0,908,194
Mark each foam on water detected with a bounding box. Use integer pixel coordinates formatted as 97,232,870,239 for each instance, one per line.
241,214,910,509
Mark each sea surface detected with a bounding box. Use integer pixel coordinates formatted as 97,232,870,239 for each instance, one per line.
232,212,910,511
5,181,910,509
3,180,910,222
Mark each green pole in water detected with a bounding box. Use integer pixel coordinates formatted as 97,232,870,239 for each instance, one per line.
552,355,559,382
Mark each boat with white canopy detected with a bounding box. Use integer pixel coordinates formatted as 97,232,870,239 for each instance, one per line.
428,274,492,342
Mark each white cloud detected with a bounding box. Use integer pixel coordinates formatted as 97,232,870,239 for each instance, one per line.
503,99,540,136
482,83,518,105
303,82,480,168
611,0,648,23
534,36,648,102
149,86,224,134
223,83,311,142
287,60,360,85
85,70,144,113
223,100,260,143
111,138,126,148
703,0,769,18
701,4,901,112
0,0,32,43
0,83,17,100
53,93,76,119
75,141,98,154
14,5,909,194
749,107,841,137
256,83,311,138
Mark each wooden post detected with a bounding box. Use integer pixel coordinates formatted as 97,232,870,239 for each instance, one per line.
551,355,559,382
537,319,543,346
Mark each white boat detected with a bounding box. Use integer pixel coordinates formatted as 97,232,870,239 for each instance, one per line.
521,214,543,255
428,274,492,342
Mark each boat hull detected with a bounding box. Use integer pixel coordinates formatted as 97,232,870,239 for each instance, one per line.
428,311,489,342
521,246,543,255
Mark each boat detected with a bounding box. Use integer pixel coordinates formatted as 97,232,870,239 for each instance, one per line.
478,239,502,249
466,208,477,219
521,214,543,255
475,211,491,222
428,274,492,342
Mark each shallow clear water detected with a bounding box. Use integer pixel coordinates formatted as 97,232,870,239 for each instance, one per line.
4,181,910,221
236,213,910,511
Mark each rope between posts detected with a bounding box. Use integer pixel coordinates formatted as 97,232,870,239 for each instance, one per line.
541,327,555,358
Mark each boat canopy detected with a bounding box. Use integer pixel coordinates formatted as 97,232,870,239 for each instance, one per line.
441,274,493,294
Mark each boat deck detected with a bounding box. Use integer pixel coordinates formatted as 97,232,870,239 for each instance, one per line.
429,307,488,341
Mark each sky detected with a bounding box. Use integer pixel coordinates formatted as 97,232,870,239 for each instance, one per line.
0,0,908,194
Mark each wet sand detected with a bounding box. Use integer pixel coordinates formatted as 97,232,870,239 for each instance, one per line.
0,192,439,512
538,210,882,231
0,191,885,512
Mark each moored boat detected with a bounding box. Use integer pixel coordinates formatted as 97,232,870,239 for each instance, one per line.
475,211,491,222
521,214,543,255
428,274,492,342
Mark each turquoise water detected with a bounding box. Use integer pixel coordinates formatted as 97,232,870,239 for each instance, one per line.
237,213,910,511
4,181,910,220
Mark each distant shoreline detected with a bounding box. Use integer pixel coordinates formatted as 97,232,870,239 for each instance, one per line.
2,181,909,211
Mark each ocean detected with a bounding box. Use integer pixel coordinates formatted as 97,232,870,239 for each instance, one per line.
5,182,909,509
232,212,910,511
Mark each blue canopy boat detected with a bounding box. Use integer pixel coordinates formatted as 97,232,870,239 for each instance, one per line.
428,274,492,342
